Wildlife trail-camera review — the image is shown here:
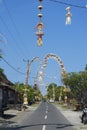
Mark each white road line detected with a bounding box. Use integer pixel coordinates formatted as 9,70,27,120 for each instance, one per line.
46,106,48,109
42,125,46,130
46,110,48,114
46,106,48,111
45,115,47,119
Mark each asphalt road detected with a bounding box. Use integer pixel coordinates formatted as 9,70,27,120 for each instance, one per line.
2,102,75,130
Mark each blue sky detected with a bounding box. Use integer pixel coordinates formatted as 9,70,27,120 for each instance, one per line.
0,0,87,94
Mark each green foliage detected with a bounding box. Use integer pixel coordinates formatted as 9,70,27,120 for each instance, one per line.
0,68,4,73
0,55,2,58
70,98,77,106
55,86,65,101
27,85,34,100
0,68,7,81
47,83,57,99
14,82,42,102
63,70,87,103
14,82,25,93
85,64,87,71
0,48,2,58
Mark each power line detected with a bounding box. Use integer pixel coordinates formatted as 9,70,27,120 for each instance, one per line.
2,57,25,75
0,14,27,59
48,0,87,9
3,0,30,58
1,57,41,82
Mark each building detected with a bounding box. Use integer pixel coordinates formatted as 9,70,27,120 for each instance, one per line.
0,69,23,116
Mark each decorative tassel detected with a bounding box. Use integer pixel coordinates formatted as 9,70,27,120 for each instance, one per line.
66,7,72,25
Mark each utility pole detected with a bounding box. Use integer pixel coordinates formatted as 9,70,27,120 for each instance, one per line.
23,57,41,107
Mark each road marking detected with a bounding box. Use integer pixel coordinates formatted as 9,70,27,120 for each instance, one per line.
46,110,48,114
42,125,46,130
46,105,48,109
45,115,47,119
46,106,48,111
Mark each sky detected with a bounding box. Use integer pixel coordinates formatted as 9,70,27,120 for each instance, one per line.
0,0,87,94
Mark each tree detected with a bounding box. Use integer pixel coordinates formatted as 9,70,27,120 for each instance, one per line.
0,48,2,58
0,54,2,58
0,68,5,78
34,86,42,102
14,83,35,102
85,64,87,71
55,86,65,101
27,85,34,102
47,83,57,100
63,71,87,104
14,82,25,93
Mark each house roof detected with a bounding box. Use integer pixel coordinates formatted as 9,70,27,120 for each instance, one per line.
0,68,13,86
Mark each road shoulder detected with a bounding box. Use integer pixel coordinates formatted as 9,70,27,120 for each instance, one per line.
0,104,39,128
54,103,87,130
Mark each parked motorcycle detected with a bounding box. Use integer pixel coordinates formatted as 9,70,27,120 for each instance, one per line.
82,113,87,124
80,107,87,124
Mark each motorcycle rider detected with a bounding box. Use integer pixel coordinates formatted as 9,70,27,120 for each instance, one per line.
81,105,87,123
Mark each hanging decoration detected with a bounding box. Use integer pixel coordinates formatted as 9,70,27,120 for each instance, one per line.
36,0,44,46
66,6,72,25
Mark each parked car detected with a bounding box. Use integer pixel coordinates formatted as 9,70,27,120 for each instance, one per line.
49,99,54,103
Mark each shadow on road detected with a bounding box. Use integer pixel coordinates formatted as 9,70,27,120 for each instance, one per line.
0,114,17,130
0,123,73,130
3,114,16,119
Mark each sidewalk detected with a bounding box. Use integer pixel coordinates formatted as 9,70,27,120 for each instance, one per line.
0,105,37,128
56,104,87,130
